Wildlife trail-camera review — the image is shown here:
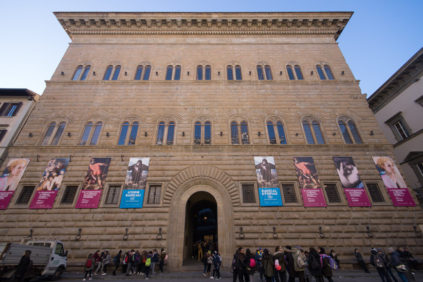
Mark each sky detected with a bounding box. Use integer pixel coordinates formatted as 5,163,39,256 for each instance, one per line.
0,0,422,97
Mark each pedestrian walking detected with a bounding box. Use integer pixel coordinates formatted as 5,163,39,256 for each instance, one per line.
112,250,122,276
308,248,324,282
274,246,287,282
293,247,306,282
387,248,409,282
212,250,222,280
245,248,256,282
354,248,370,273
82,253,94,281
319,247,334,282
262,248,274,282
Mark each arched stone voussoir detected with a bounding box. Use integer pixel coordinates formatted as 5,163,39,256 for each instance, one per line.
163,165,240,206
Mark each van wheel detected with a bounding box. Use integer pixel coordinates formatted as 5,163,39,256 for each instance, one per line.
52,266,65,280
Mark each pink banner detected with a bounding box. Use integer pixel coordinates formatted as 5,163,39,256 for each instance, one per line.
333,157,372,207
343,188,372,207
294,157,327,207
29,191,58,209
0,191,14,210
301,189,327,207
372,156,416,207
75,190,102,209
387,188,416,207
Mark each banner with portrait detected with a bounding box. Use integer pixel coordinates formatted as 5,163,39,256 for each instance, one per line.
30,158,69,209
293,157,326,207
0,158,30,209
333,157,371,207
372,156,415,206
76,158,111,209
254,156,282,206
120,158,149,208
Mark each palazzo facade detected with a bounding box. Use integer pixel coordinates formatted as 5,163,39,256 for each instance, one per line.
1,12,422,269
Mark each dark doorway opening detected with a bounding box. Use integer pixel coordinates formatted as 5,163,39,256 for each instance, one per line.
183,191,217,264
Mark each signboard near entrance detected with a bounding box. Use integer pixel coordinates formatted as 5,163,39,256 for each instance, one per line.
254,156,283,207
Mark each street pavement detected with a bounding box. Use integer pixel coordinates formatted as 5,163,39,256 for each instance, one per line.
61,269,423,281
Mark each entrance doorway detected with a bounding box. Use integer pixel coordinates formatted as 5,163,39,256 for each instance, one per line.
183,191,217,264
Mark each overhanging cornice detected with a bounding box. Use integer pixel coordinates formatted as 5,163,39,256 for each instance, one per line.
54,11,352,40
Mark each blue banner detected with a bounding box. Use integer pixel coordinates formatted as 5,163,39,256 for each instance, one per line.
120,189,145,208
259,188,283,207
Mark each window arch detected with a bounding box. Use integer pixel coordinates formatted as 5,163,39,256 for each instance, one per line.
72,66,83,81
266,120,287,144
118,122,129,145
231,121,249,144
166,65,181,80
80,121,102,145
41,122,66,146
235,65,242,80
204,121,211,144
80,65,91,80
118,121,140,145
316,64,335,80
129,122,139,145
240,121,249,144
231,121,239,144
227,65,234,80
194,121,202,144
103,65,113,80
197,65,212,80
135,65,151,80
257,65,272,80
111,65,121,80
156,121,175,145
302,118,325,144
193,121,212,145
294,65,303,80
286,65,303,80
338,117,363,144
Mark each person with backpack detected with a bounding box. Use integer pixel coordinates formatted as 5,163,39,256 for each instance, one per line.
134,250,141,275
354,248,370,273
293,247,306,282
112,250,122,276
329,250,340,270
83,253,95,281
319,247,334,282
151,249,159,275
145,251,153,279
387,247,408,282
255,248,264,282
126,249,135,276
370,248,392,282
308,248,323,282
245,248,256,282
211,250,222,280
262,248,274,282
273,246,287,282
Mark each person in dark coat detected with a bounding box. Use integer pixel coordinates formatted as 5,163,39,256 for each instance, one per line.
370,248,392,282
112,250,122,276
308,248,323,282
354,248,370,273
15,250,32,282
285,246,295,282
262,249,274,282
274,246,287,282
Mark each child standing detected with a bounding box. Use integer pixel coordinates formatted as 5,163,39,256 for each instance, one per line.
83,254,94,281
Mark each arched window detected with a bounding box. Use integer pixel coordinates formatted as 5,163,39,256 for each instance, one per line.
166,65,173,80
143,65,151,80
303,118,325,144
112,65,121,80
80,65,91,81
135,65,143,80
227,65,234,80
267,121,277,144
103,65,113,80
167,122,175,145
128,122,139,145
294,65,303,80
41,122,56,145
276,121,287,144
194,121,202,144
257,65,264,80
204,121,211,144
338,120,352,144
72,66,83,81
338,117,362,144
231,121,239,144
265,65,272,80
286,65,295,80
90,122,102,145
348,120,362,144
174,65,181,80
324,65,334,80
205,65,211,80
80,122,93,145
235,65,242,80
241,121,249,144
51,122,66,145
316,65,326,80
197,65,203,80
118,122,129,145
156,122,165,144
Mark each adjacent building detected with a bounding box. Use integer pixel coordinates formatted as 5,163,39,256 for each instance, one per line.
368,48,423,206
1,12,422,270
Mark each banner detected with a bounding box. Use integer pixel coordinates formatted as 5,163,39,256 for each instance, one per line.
76,158,111,209
372,156,415,206
0,158,30,209
254,156,282,206
333,157,371,207
30,158,69,209
293,157,327,207
120,158,149,208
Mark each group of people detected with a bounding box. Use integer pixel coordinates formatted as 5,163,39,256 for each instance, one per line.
231,246,338,282
354,247,418,282
83,248,168,280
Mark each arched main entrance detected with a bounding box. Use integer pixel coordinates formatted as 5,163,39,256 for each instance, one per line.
183,192,217,264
